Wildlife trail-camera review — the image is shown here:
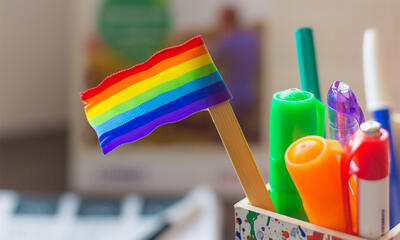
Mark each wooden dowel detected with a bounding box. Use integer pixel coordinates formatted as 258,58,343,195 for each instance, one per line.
208,101,275,211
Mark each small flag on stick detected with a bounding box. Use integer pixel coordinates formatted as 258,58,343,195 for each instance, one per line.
81,36,231,154
80,36,275,211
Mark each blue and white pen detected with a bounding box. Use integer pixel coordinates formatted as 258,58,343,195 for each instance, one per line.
363,28,400,228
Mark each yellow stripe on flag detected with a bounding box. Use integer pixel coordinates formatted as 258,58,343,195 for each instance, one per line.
86,53,213,120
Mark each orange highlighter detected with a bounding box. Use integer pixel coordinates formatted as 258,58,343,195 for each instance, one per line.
285,136,348,232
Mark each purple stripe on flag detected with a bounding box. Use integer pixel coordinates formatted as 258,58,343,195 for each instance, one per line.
101,90,231,154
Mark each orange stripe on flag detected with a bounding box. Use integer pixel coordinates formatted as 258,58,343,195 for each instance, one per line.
85,45,208,111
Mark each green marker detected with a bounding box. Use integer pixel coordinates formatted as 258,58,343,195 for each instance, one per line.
268,88,325,221
295,27,321,101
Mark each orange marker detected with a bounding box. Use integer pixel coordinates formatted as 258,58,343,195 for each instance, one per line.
285,136,348,232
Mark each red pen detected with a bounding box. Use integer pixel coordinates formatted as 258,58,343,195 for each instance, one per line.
341,120,390,238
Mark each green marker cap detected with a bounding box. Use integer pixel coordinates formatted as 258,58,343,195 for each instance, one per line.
268,88,325,221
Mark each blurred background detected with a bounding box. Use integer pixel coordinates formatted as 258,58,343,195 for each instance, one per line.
1,0,400,239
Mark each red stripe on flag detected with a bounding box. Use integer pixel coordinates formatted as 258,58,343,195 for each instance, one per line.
81,36,204,101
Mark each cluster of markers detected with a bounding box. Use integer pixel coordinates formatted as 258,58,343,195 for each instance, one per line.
80,28,400,239
267,27,399,238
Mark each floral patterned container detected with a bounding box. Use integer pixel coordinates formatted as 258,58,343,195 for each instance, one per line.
234,198,400,240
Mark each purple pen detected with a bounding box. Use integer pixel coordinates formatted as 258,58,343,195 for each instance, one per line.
327,81,365,145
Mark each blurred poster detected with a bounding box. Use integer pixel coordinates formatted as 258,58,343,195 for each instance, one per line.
82,0,264,146
208,7,262,142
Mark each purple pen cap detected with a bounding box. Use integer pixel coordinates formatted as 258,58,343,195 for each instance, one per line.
327,81,365,145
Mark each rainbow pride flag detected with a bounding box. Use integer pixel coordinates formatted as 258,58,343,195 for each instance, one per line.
81,36,232,154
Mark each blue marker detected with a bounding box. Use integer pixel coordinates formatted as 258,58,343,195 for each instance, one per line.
363,28,400,228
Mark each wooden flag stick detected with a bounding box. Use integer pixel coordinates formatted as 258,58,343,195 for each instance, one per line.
208,101,276,211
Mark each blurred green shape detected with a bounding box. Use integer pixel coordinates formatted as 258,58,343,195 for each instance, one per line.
98,0,171,63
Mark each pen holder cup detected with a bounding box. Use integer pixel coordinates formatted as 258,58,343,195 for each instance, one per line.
234,198,400,240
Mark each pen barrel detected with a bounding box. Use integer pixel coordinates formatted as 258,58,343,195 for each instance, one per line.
295,27,321,101
358,177,389,238
372,109,400,228
357,126,391,238
341,123,390,236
